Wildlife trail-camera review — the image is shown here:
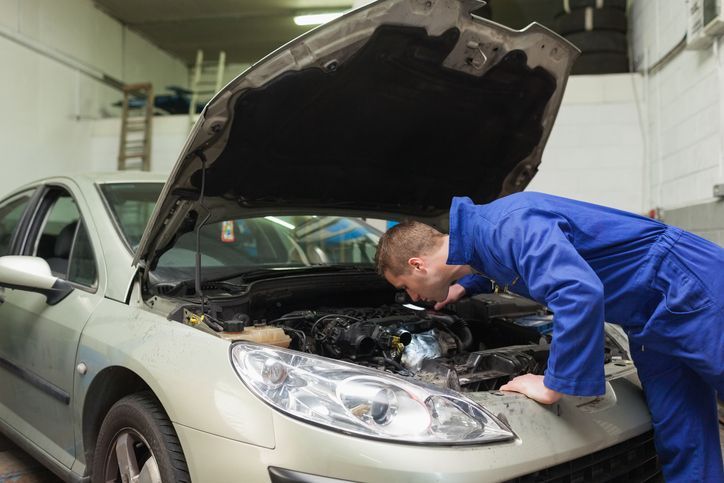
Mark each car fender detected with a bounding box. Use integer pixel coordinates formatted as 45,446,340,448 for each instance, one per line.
73,296,276,464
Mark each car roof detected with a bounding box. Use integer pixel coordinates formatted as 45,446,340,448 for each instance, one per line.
10,172,167,193
57,171,168,184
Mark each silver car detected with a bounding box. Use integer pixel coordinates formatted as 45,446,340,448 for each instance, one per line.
0,1,660,482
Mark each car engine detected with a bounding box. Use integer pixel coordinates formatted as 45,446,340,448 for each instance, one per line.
268,301,556,392
164,275,628,394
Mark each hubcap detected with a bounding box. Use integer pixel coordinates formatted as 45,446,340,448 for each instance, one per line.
104,429,162,483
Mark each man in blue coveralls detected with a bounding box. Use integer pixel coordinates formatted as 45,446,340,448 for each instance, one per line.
375,192,723,482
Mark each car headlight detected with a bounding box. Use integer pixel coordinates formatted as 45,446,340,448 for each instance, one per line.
230,342,514,445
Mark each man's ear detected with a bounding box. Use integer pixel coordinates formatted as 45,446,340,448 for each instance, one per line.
407,257,425,272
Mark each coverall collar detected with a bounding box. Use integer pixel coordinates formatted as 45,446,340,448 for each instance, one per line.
446,196,476,266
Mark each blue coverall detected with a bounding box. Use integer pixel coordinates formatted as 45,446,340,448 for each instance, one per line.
450,193,723,482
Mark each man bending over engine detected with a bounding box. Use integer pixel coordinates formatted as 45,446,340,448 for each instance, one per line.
375,192,723,483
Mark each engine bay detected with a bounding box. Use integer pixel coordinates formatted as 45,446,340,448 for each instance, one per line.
266,302,556,392
162,273,628,393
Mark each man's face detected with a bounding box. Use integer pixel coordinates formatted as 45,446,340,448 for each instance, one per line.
384,260,450,303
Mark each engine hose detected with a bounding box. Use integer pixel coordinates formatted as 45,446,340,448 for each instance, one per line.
451,320,474,350
428,313,474,350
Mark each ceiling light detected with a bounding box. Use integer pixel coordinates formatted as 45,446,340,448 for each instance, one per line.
294,12,346,26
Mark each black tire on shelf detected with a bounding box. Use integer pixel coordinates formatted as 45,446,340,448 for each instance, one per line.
556,8,628,36
559,0,628,15
571,52,630,75
91,392,191,483
564,31,628,54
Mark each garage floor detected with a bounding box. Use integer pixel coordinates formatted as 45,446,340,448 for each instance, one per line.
0,425,722,481
0,434,61,482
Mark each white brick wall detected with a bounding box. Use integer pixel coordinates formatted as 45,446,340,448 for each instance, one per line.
0,0,188,198
630,0,687,71
527,74,646,213
89,117,190,174
631,0,724,210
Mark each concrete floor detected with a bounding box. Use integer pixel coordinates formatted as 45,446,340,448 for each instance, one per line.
0,434,61,482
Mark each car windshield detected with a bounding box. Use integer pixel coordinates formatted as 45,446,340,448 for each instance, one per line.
99,182,386,281
152,215,383,282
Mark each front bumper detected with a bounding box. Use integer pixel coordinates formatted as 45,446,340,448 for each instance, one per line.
174,376,653,482
268,431,660,483
268,467,354,483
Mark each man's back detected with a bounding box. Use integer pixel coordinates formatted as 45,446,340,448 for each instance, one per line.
449,192,722,326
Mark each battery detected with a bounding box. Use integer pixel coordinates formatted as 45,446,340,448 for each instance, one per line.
512,314,554,334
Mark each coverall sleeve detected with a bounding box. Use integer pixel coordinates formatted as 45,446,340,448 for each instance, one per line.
492,208,606,397
457,274,493,295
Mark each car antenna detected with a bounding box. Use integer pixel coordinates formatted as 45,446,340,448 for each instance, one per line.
193,150,221,331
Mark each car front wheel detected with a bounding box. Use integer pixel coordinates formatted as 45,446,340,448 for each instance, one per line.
92,391,190,483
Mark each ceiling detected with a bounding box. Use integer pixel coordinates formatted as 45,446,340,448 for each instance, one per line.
93,0,561,65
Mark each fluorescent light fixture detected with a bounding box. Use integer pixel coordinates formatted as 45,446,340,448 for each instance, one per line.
265,216,295,230
294,11,346,26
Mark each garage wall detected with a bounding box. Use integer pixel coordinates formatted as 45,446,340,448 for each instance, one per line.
89,116,190,174
0,0,188,198
527,73,646,213
630,0,724,244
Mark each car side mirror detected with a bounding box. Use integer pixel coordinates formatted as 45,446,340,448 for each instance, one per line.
0,256,73,305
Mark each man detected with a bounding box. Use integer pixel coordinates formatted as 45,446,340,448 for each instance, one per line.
375,192,723,482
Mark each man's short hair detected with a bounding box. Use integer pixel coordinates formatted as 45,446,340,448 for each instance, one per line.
375,221,445,276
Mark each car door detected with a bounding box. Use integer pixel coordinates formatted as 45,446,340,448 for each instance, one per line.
0,184,103,468
0,187,38,431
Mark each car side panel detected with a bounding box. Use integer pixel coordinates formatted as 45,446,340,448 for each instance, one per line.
72,294,276,468
0,287,101,468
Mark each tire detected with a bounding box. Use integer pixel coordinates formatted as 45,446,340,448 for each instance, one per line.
565,31,628,54
571,52,629,75
91,392,191,483
558,0,627,14
555,8,627,35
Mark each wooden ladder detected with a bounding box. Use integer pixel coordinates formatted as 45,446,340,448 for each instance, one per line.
189,50,226,128
118,83,154,171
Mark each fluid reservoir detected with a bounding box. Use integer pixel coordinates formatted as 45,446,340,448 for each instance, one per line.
220,324,292,348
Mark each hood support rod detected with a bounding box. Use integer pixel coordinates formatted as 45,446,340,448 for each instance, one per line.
193,151,223,332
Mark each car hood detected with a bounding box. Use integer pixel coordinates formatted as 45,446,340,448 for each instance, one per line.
134,0,578,268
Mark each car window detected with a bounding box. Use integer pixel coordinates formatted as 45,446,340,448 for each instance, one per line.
99,183,162,249
0,191,33,256
33,190,97,286
152,215,383,281
68,220,97,287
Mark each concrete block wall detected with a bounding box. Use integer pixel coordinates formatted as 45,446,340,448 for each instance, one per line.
0,0,188,198
527,73,646,214
89,116,190,174
630,0,724,244
663,200,724,246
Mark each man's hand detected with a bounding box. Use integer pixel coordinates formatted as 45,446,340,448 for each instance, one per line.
434,283,466,311
499,374,563,405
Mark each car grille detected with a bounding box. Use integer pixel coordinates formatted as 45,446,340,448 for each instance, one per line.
506,430,662,483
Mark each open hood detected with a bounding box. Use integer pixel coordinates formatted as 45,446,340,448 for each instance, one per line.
134,0,578,268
